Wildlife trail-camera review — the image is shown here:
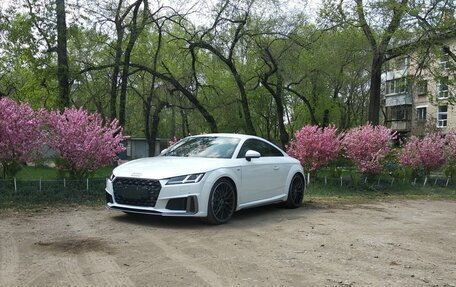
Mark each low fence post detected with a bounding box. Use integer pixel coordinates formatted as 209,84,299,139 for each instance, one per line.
86,178,89,191
14,177,17,192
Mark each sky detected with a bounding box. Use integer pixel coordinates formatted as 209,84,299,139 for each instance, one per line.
0,0,322,17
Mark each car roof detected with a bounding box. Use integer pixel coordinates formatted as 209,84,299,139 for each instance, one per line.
190,133,262,141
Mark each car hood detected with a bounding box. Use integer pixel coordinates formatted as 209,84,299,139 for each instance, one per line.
113,156,235,179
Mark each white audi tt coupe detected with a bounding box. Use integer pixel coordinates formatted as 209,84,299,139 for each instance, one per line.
105,133,305,224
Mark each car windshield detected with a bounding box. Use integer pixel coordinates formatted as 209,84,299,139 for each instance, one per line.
162,136,240,158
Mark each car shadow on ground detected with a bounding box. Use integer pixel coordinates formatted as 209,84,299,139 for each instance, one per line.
108,200,329,229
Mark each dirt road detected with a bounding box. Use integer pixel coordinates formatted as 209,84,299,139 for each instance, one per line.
1,200,455,287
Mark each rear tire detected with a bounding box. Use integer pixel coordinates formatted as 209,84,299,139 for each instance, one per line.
206,178,236,225
285,173,305,208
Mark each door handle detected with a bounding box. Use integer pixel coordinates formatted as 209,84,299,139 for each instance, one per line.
273,166,279,170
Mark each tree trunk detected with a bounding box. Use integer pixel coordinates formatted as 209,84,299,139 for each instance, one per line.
263,75,289,149
56,0,70,108
143,98,152,155
110,23,123,120
368,54,383,125
232,70,256,135
144,101,165,156
119,0,144,127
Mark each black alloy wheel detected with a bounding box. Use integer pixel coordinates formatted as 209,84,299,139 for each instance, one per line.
285,173,305,208
206,178,236,224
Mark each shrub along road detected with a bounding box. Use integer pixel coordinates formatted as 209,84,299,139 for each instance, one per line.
0,200,455,286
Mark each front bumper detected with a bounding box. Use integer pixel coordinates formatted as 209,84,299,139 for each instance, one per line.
105,178,207,217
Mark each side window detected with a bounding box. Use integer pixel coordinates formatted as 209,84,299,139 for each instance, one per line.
237,139,283,158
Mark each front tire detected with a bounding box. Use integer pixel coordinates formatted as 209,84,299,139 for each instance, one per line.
285,173,305,208
206,178,236,225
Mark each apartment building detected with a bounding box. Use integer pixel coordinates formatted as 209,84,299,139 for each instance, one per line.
382,41,456,136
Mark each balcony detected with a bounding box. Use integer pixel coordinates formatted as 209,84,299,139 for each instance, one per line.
385,94,412,107
385,120,412,132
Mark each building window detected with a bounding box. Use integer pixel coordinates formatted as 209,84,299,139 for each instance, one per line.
396,109,406,120
438,77,449,99
395,56,409,70
416,107,427,121
439,52,449,70
416,80,428,96
437,105,448,127
391,106,409,121
386,77,407,95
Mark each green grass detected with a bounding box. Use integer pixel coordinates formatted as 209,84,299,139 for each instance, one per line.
14,165,114,180
1,166,113,210
306,182,456,204
15,166,59,179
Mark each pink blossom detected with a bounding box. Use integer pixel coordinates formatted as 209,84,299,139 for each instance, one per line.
342,124,396,174
444,131,456,165
168,136,178,147
399,133,446,174
0,97,44,177
287,125,342,172
46,107,125,178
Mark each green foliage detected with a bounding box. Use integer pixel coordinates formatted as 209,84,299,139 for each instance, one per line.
15,165,113,180
1,161,23,179
0,178,106,209
444,164,456,178
1,0,453,145
307,182,456,203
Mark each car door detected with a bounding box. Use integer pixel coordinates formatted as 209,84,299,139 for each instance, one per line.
237,139,289,204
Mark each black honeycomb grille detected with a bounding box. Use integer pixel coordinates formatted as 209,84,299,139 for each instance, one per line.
113,177,161,207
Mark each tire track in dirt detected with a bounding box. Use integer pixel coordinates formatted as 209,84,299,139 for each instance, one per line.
19,257,89,287
133,231,225,287
63,212,135,287
60,256,92,287
0,232,19,287
167,231,283,286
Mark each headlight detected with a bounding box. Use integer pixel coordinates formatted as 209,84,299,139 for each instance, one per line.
109,174,116,181
166,173,205,185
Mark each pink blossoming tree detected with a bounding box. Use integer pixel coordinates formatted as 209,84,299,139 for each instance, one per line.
168,136,179,147
445,132,456,163
0,98,44,178
46,107,125,178
399,133,446,175
444,131,456,177
287,125,342,173
342,124,396,175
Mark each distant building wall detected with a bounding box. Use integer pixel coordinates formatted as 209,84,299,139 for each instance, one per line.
381,39,456,136
124,138,170,159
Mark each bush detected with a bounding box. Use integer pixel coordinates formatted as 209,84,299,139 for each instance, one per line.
287,125,342,172
0,98,44,178
342,124,396,175
444,132,456,177
46,107,125,178
399,133,446,175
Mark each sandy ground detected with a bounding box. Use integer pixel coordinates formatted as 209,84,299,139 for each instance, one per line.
1,200,455,287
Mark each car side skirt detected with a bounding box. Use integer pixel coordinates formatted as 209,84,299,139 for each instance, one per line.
237,194,287,210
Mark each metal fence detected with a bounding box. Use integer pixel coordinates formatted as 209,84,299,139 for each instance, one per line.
0,178,106,206
309,175,454,188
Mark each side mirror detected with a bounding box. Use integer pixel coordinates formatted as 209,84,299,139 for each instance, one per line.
245,150,261,161
160,148,169,155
